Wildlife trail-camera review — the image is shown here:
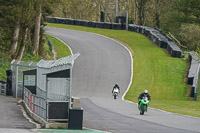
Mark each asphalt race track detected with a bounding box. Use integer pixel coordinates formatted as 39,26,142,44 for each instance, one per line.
45,27,200,133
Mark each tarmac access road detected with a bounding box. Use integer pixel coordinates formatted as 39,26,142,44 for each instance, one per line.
45,27,200,133
0,96,103,133
0,95,36,133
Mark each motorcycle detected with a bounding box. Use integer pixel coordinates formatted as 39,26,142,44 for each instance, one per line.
138,96,149,115
113,88,119,99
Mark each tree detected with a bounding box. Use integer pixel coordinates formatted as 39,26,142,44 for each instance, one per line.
135,0,147,25
175,0,200,24
144,0,173,29
0,0,35,58
65,0,99,21
10,20,20,56
33,0,62,56
179,24,200,52
1,0,23,57
16,0,35,61
16,28,28,61
33,0,42,56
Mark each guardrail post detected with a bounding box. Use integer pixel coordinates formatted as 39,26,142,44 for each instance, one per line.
126,11,128,30
194,93,197,101
33,96,35,113
16,65,19,98
0,83,2,95
30,94,32,110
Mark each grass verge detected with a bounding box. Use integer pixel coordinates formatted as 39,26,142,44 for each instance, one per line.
45,34,71,58
0,53,11,81
46,23,200,117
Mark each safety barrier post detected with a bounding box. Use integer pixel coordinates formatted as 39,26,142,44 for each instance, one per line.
24,89,26,103
0,83,1,95
30,94,32,110
33,96,35,113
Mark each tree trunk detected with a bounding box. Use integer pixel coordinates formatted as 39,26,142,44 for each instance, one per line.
155,0,160,29
16,28,28,61
33,4,42,56
141,0,146,25
135,0,146,25
10,20,20,56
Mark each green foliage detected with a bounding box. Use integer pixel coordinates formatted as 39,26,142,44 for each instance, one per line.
21,51,41,62
179,24,200,52
0,0,66,80
174,0,200,24
0,53,11,81
38,35,54,60
1,0,200,59
22,34,54,62
53,0,99,21
198,75,200,101
0,0,20,52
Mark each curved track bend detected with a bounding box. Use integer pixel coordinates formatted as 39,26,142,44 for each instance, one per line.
45,27,200,133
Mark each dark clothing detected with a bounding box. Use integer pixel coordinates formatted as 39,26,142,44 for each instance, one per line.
138,92,151,101
138,92,151,106
112,84,120,93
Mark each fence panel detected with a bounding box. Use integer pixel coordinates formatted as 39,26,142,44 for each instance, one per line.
24,87,46,120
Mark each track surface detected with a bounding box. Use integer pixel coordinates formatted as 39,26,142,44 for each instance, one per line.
45,27,200,133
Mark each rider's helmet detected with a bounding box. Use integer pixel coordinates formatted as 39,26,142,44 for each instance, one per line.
144,90,148,94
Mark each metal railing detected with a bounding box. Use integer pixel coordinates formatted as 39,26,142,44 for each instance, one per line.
0,83,6,95
188,52,200,101
11,60,37,98
24,87,47,120
24,87,70,122
36,86,46,98
193,64,200,101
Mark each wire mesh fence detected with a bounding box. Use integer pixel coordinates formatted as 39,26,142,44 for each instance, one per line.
11,60,37,98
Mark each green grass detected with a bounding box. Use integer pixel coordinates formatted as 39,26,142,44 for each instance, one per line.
45,34,71,58
22,51,42,62
46,23,200,117
198,75,200,100
22,36,53,62
0,53,11,81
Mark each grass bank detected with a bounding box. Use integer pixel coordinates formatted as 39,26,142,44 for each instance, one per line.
46,23,200,117
0,53,11,81
45,34,71,58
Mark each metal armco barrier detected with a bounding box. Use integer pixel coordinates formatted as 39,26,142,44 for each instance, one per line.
188,52,200,101
46,17,183,58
